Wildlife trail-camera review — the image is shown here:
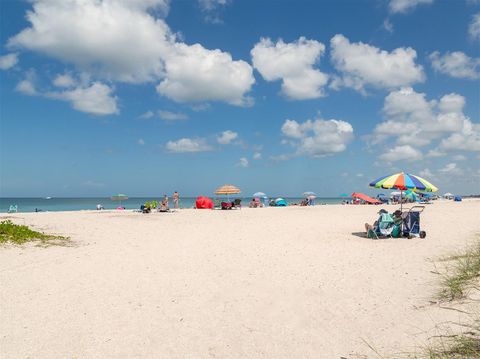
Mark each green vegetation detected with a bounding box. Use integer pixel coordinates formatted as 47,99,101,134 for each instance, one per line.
0,220,68,245
439,240,480,301
422,237,480,358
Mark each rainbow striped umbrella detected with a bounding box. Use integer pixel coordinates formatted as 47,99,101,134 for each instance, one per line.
369,172,438,192
369,172,437,210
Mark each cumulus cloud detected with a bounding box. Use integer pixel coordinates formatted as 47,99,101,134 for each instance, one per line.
330,34,424,93
469,13,480,40
237,157,249,167
388,0,433,14
430,51,480,79
157,43,254,106
217,130,238,145
383,19,394,33
8,0,254,107
158,110,188,121
53,73,76,87
378,145,422,162
281,117,354,158
0,53,18,70
371,87,480,160
138,110,155,119
165,137,212,153
138,138,145,145
49,82,119,115
253,152,262,160
251,37,328,100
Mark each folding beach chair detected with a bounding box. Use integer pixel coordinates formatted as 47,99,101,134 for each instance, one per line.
368,213,396,239
7,204,17,213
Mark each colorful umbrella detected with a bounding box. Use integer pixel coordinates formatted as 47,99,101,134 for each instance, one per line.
215,184,241,201
111,194,128,208
369,172,438,192
369,172,438,210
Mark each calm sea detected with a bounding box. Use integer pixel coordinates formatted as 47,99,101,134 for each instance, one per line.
0,197,346,213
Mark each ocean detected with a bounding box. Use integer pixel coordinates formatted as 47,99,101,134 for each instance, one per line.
0,197,347,213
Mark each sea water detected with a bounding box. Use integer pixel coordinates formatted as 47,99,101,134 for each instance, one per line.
0,197,346,213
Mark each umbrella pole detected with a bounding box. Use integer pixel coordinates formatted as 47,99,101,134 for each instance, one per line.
400,190,403,212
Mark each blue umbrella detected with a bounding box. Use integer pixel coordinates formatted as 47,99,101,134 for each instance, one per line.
253,192,267,197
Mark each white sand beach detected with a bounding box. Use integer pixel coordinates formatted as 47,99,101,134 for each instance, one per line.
1,199,479,358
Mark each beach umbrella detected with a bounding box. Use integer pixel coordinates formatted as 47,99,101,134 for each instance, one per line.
303,191,316,197
111,193,128,208
339,193,349,197
404,190,417,201
369,172,438,210
275,198,288,206
253,192,267,198
215,184,241,201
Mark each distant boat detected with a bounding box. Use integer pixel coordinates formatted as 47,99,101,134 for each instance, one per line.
45,197,52,200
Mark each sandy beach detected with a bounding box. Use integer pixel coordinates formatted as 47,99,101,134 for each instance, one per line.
1,199,479,358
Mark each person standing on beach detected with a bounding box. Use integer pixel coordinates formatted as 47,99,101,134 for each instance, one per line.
173,191,179,209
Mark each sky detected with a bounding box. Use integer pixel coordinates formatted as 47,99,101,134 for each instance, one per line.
0,0,479,197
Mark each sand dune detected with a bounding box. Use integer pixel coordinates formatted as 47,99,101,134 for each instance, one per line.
1,200,479,358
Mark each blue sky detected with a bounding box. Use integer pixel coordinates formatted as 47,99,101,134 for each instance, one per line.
0,0,479,197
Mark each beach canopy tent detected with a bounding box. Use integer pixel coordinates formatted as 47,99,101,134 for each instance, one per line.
351,192,381,204
275,198,288,206
444,192,454,199
369,172,438,210
195,196,213,209
111,194,128,208
454,195,462,202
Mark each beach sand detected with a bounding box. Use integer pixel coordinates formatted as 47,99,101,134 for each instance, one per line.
1,199,479,358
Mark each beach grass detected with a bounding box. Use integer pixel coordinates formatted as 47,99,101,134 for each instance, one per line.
419,236,480,358
438,238,480,302
0,220,68,245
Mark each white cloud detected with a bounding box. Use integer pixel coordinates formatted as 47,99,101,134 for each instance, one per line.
388,0,433,14
138,138,145,145
378,145,422,162
53,73,76,87
0,53,18,70
158,110,188,121
139,110,155,119
157,43,254,106
253,152,262,160
16,79,37,96
419,168,434,179
198,0,230,24
237,157,249,167
8,0,254,107
281,117,354,158
217,130,238,145
251,37,328,100
469,13,480,40
49,82,118,115
430,51,480,79
452,154,466,161
439,162,462,175
371,88,480,159
165,137,212,153
383,19,394,33
330,34,424,93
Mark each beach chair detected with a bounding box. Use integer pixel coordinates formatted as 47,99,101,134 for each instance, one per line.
7,204,18,213
232,198,242,209
402,206,426,238
368,213,396,239
214,199,222,209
